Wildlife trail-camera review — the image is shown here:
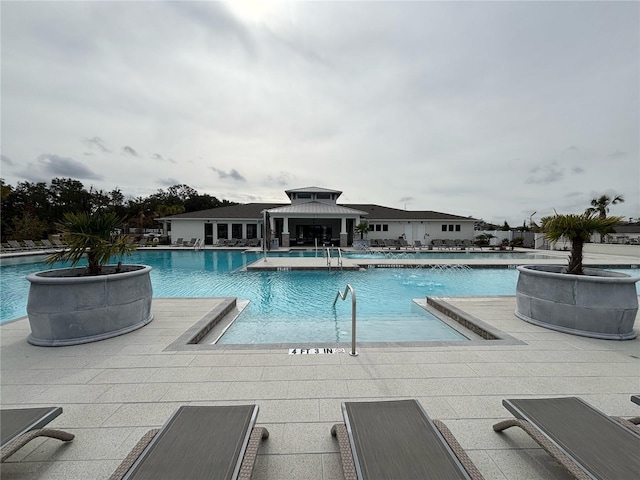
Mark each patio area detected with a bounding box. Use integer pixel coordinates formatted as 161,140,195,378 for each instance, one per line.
1,294,639,479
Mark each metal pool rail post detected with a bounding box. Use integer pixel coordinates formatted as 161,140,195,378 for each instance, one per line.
333,284,357,356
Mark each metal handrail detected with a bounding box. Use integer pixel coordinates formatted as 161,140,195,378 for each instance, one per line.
336,248,343,270
326,247,332,271
333,284,357,356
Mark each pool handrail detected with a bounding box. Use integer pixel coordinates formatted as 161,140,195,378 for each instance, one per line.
333,284,357,356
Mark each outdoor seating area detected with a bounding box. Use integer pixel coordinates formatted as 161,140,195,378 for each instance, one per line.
0,239,67,253
1,295,638,479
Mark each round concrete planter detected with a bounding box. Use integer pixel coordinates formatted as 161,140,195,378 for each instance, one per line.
26,265,153,346
515,265,639,340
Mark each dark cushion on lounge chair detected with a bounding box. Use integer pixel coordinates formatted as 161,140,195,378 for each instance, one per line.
116,405,267,480
333,399,482,479
494,397,640,480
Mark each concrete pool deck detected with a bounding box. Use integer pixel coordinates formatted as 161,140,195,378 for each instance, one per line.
1,250,639,479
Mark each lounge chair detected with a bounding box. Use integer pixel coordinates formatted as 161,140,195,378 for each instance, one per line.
110,405,268,480
171,237,184,247
184,238,198,247
331,399,484,480
247,238,260,248
40,239,57,250
7,240,24,251
1,407,74,462
431,239,445,249
493,397,640,480
632,395,640,406
414,240,424,250
23,239,41,250
236,239,248,248
52,239,68,248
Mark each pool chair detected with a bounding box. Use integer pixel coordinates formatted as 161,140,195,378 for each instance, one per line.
7,240,25,251
184,238,198,247
170,237,183,246
331,399,484,480
23,239,42,250
110,405,268,480
247,238,260,248
1,407,74,462
493,397,640,480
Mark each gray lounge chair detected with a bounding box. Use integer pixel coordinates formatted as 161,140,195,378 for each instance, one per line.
632,395,640,406
493,397,640,480
110,405,268,480
171,237,183,246
23,239,41,250
331,399,484,480
7,240,24,251
1,407,74,462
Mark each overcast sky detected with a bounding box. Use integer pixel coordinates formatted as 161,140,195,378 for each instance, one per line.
1,1,638,226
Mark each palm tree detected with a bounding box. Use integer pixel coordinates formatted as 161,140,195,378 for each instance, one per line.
586,194,624,218
46,211,135,275
540,212,622,275
354,221,370,240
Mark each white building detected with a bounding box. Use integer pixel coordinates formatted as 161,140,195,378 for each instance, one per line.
158,186,475,248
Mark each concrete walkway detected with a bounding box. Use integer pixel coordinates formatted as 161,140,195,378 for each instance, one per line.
1,295,639,479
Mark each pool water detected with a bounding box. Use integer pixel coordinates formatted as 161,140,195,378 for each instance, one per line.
2,251,638,344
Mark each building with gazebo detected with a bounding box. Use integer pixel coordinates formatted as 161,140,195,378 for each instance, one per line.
158,186,475,248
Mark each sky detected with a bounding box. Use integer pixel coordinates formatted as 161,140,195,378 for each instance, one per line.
1,1,638,227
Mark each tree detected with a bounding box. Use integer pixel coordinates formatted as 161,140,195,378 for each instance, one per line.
585,194,624,219
500,221,511,231
585,194,624,242
540,212,622,275
46,211,135,275
355,221,369,239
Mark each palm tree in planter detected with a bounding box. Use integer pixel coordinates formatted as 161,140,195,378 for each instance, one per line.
45,211,135,274
26,211,154,347
515,212,639,340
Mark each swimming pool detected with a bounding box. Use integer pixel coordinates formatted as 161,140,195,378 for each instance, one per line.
2,251,638,343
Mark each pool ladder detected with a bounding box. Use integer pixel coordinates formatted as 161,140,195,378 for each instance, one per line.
325,247,343,271
333,284,357,356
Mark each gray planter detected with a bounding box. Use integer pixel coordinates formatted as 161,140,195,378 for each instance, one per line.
26,265,153,346
515,265,639,340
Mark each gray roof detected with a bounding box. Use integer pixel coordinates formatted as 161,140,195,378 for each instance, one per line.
267,202,368,215
285,186,342,195
347,204,474,221
159,202,474,222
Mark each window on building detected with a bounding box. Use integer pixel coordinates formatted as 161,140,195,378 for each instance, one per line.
448,225,454,231
232,224,242,239
217,224,228,240
246,224,257,239
297,193,311,199
317,193,331,199
382,224,388,232
455,225,461,232
442,225,447,232
375,224,382,231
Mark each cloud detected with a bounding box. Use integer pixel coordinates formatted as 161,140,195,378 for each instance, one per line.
157,177,181,186
608,150,626,158
571,166,585,174
1,155,15,166
266,171,295,186
211,167,246,182
151,153,176,163
83,137,111,153
122,146,139,157
35,154,103,180
525,162,564,184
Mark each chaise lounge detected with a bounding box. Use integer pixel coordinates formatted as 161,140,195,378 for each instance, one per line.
110,405,268,480
493,397,640,480
1,407,74,462
331,399,484,479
